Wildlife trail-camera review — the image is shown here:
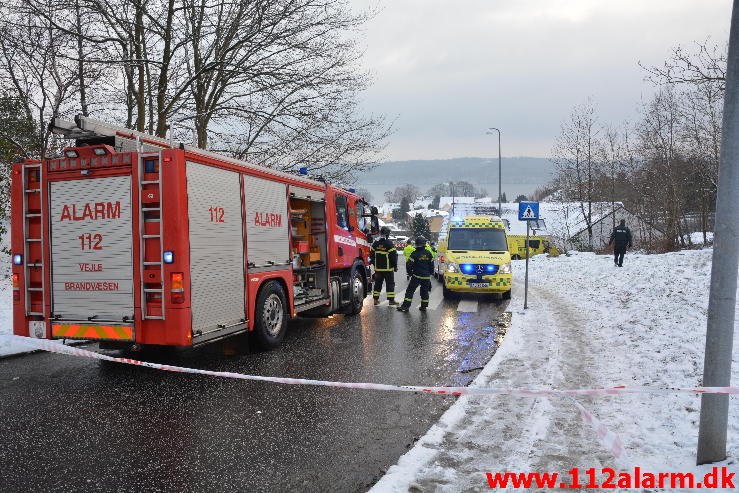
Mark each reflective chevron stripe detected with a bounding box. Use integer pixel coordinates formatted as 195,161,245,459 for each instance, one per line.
52,323,133,341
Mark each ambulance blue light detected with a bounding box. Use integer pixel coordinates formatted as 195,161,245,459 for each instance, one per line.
163,251,174,264
460,263,475,274
299,167,309,175
485,264,497,273
348,188,356,193
12,254,22,265
452,216,463,223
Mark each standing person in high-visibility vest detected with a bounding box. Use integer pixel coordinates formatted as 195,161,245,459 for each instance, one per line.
397,236,434,312
370,226,398,305
403,240,415,259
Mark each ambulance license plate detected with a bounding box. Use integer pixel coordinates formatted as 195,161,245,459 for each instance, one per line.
469,282,489,288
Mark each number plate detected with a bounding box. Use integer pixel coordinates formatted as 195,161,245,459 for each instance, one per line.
469,282,489,288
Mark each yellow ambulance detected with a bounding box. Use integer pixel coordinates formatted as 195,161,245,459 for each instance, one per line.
507,234,560,259
434,215,512,299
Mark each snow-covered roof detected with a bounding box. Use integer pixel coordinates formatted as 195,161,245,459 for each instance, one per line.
377,219,401,230
439,196,476,209
406,209,449,219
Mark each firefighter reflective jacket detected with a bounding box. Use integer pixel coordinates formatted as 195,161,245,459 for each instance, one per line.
371,237,397,272
406,247,434,278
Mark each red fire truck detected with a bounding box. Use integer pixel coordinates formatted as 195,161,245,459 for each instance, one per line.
11,115,373,350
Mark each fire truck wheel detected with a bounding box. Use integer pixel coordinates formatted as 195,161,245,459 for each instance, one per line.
501,289,512,300
252,281,288,349
344,268,365,315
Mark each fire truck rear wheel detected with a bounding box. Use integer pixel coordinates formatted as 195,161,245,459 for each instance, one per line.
252,281,288,349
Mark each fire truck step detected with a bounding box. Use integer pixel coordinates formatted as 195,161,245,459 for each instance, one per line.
144,262,162,266
24,189,40,193
27,312,44,316
25,238,41,242
25,213,41,217
143,234,161,239
141,180,160,185
143,288,163,293
27,288,43,291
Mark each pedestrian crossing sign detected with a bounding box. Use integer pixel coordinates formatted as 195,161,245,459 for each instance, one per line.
518,201,539,221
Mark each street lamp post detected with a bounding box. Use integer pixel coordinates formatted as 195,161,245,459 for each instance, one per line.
486,128,502,216
450,182,456,216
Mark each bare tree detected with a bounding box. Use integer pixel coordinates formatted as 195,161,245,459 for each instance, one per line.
4,0,390,180
0,2,88,156
642,39,727,90
384,184,420,204
550,98,602,250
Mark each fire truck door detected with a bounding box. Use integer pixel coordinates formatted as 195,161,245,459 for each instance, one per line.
332,193,355,269
186,163,245,336
49,176,135,321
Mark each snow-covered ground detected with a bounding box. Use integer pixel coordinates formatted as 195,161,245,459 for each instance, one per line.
0,282,14,357
373,248,739,492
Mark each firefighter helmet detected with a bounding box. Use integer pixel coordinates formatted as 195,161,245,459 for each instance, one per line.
380,226,391,237
415,236,427,248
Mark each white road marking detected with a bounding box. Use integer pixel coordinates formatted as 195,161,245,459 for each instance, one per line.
457,299,478,312
426,288,443,310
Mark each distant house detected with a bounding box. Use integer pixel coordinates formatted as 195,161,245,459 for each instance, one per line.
405,209,449,234
411,196,433,209
439,196,476,212
377,202,399,222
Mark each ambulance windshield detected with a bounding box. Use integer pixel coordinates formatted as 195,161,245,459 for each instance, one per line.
448,228,508,251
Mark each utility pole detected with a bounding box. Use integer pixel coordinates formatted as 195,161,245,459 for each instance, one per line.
697,0,739,465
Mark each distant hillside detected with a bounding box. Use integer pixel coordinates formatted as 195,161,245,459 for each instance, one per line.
356,157,554,202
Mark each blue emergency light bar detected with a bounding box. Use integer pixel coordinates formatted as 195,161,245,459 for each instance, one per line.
12,254,23,265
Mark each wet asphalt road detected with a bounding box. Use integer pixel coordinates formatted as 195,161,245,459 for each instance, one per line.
0,263,510,493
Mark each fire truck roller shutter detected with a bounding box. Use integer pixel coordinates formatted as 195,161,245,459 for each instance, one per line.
186,162,246,336
243,175,290,268
49,176,135,321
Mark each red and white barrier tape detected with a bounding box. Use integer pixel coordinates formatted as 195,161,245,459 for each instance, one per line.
3,335,737,398
564,395,626,460
4,334,737,461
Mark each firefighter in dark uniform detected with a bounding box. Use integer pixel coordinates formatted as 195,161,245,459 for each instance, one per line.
608,219,633,267
397,236,434,312
370,226,398,305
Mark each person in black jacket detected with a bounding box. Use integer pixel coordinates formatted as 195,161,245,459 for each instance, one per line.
397,236,434,312
370,226,398,305
608,219,633,267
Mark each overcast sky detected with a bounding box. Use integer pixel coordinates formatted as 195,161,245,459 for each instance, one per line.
351,0,732,161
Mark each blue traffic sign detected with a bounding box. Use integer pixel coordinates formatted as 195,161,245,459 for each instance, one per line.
518,201,539,221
